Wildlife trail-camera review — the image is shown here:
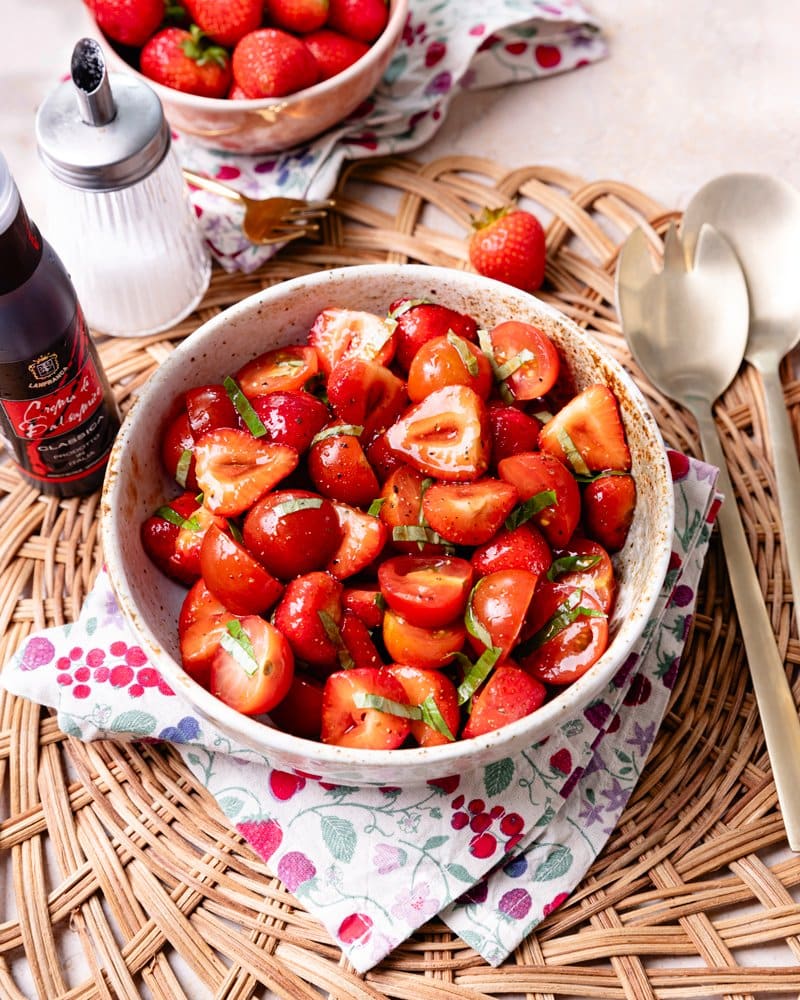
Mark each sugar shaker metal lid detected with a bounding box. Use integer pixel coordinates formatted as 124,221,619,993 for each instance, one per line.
35,38,170,192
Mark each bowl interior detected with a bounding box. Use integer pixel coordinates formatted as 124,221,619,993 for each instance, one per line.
101,265,674,784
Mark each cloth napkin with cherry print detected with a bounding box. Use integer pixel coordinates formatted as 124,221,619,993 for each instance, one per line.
179,0,607,273
1,451,719,972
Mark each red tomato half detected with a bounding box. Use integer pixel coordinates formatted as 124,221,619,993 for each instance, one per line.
211,616,294,716
466,568,539,660
383,608,466,669
235,345,319,397
407,334,492,403
488,321,560,400
388,664,460,747
178,579,243,688
378,554,474,628
520,582,608,685
547,538,616,612
199,524,283,615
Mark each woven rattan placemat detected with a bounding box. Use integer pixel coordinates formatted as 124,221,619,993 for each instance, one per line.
2,156,800,999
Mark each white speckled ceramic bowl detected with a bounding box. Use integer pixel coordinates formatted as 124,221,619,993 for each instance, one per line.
101,264,674,785
96,0,408,153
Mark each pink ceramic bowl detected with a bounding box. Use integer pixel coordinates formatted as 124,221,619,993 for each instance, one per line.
96,0,408,153
101,265,675,786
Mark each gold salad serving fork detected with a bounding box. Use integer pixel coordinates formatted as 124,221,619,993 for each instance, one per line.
182,169,334,245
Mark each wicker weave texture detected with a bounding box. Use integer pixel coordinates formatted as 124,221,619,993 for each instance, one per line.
2,156,800,999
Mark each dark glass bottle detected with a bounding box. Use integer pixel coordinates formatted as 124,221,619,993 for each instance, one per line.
0,154,120,497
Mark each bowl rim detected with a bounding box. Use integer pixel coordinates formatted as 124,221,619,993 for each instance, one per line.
101,264,675,774
100,0,409,112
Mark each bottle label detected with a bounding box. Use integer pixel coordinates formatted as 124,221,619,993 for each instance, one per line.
0,309,118,485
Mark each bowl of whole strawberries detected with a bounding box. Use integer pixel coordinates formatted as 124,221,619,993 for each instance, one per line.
84,0,408,152
101,264,675,785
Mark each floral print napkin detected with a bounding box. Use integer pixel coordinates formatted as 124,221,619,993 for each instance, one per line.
177,0,607,272
1,452,719,971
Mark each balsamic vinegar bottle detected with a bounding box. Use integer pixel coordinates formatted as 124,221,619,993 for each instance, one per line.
0,152,120,497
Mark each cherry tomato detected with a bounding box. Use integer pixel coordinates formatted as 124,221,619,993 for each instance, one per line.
327,358,408,443
519,582,608,685
211,616,294,716
421,478,518,547
379,465,449,555
382,608,466,669
243,489,342,579
235,345,319,397
327,501,388,579
378,554,474,628
185,383,238,439
498,451,581,547
268,670,324,740
547,538,616,612
273,571,344,671
199,524,284,615
321,667,411,749
308,308,396,376
308,425,380,507
471,522,552,578
466,568,539,660
487,321,560,400
407,333,493,403
390,298,479,372
385,385,490,482
388,664,460,747
249,390,329,453
462,666,546,739
141,492,225,585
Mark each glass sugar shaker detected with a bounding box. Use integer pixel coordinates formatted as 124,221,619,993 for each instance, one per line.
35,38,211,338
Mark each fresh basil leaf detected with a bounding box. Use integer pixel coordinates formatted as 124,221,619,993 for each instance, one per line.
223,375,267,438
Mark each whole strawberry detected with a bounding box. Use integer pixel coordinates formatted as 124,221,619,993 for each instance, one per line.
264,0,329,35
468,207,546,293
304,29,369,80
327,0,388,43
140,26,232,98
184,0,262,47
89,0,165,47
233,28,319,98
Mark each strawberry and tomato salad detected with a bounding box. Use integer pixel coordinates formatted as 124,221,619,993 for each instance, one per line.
141,297,637,751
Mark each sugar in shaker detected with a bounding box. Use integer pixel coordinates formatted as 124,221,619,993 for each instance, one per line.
35,38,211,338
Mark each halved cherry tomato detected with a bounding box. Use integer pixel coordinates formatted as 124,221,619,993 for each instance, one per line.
519,582,608,685
249,390,329,453
327,501,388,580
547,538,616,612
378,554,474,628
236,345,319,397
178,579,243,688
407,334,493,403
185,384,238,439
142,492,208,585
194,428,298,516
268,670,324,740
382,608,466,669
343,586,385,630
388,664,459,747
487,321,560,400
308,308,396,376
272,571,343,672
308,424,380,507
243,489,341,580
327,358,408,443
379,465,449,555
462,665,546,739
161,411,198,489
487,400,542,464
321,667,411,749
471,522,552,578
583,473,636,552
385,385,490,482
199,524,283,615
498,451,581,548
466,568,539,660
390,298,479,373
421,478,518,547
211,616,294,716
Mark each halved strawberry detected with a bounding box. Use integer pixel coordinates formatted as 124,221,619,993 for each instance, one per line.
343,586,385,629
250,390,330,452
487,400,542,464
389,299,478,373
308,307,396,376
273,571,343,671
421,479,518,546
498,451,581,548
387,664,459,747
384,385,490,482
538,385,631,473
308,423,379,507
327,501,388,579
327,358,408,443
462,665,546,739
321,667,411,749
185,383,239,439
179,579,244,687
340,611,383,670
235,345,319,397
583,473,636,552
161,411,198,489
194,427,298,515
471,522,552,578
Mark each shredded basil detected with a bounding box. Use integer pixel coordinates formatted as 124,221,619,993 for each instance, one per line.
318,610,355,670
457,647,502,705
555,425,591,476
223,375,267,438
175,448,193,488
446,330,479,376
464,581,494,649
367,497,386,517
310,423,364,446
547,553,602,582
220,619,259,676
527,588,606,650
504,489,557,530
387,298,429,320
271,497,324,518
493,348,537,382
353,692,455,741
156,505,201,532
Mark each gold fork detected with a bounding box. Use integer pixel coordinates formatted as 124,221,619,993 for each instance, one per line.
182,168,334,245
